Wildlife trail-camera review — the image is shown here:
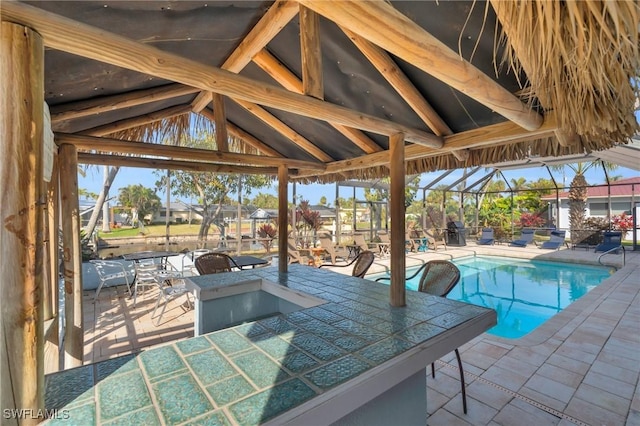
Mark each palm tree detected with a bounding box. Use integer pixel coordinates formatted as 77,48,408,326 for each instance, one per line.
118,184,161,231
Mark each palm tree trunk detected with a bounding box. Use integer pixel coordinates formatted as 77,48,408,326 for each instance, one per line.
84,166,119,238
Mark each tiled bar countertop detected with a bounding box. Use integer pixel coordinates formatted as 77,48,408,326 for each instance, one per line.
44,265,496,425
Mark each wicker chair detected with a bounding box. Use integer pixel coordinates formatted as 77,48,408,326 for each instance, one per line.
376,260,467,413
194,252,238,275
319,250,375,278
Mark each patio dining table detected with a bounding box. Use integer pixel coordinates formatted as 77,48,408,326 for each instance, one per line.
230,255,269,270
122,250,181,292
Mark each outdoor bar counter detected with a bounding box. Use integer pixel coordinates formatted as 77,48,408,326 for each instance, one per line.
44,265,495,425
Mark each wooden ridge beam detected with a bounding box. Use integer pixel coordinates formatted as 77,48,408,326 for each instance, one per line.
50,83,198,124
1,1,443,148
198,108,284,158
55,133,325,170
79,104,191,137
77,152,283,176
296,114,559,178
212,93,228,152
191,0,299,112
252,49,382,154
298,0,543,131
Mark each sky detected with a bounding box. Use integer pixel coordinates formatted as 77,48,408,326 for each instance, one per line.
78,163,639,206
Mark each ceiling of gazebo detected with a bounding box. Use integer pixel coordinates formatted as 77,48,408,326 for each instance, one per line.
3,1,638,182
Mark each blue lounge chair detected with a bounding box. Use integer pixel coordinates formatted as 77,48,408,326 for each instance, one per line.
539,230,567,250
509,229,534,247
594,231,622,254
477,228,494,245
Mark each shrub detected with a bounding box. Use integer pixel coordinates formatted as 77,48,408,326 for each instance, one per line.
257,223,277,253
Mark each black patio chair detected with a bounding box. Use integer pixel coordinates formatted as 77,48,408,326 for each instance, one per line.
376,260,467,413
194,252,239,275
318,250,375,278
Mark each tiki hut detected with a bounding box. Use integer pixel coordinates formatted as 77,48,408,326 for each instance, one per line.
1,1,638,420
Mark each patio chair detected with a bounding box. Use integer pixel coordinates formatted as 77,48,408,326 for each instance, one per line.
509,229,535,247
424,228,447,251
376,231,391,257
132,259,163,307
151,277,192,326
375,260,467,413
318,250,375,278
318,233,349,265
539,230,567,250
477,228,495,245
89,259,132,300
353,233,374,253
594,231,623,254
194,252,239,274
287,237,309,265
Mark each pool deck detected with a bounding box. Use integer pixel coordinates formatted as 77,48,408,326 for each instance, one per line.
82,244,639,425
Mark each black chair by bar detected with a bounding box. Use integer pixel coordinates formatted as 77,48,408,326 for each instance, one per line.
194,252,239,275
376,260,467,413
318,250,375,278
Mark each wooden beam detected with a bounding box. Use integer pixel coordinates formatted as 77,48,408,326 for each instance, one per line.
0,2,443,148
50,83,199,124
253,49,383,154
0,22,45,421
191,0,300,112
198,108,284,158
298,0,544,131
56,133,324,170
212,93,228,152
389,133,406,307
278,165,289,272
299,6,323,99
233,98,334,162
253,49,304,93
80,104,191,137
342,28,451,137
77,153,282,175
58,144,83,368
296,114,559,177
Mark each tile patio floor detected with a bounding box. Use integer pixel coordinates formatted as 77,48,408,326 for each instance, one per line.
82,244,640,425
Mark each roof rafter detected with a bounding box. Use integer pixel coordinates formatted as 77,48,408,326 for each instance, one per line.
56,133,323,170
50,83,199,124
252,48,383,154
78,105,191,137
1,2,444,148
298,0,544,131
296,113,559,178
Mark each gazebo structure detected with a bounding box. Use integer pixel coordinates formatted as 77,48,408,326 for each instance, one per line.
1,1,638,422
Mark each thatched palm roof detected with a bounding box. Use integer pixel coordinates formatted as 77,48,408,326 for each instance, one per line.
3,1,638,182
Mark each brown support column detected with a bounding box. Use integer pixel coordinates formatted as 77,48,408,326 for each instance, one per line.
389,133,406,307
59,144,84,367
0,21,45,423
278,165,289,272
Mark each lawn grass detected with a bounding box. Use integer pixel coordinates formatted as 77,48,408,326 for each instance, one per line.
98,224,214,239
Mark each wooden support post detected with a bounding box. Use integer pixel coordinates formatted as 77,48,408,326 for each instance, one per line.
44,156,60,373
0,21,45,423
278,165,289,273
58,143,83,367
389,133,406,307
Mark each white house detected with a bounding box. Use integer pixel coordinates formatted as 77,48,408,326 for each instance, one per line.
543,176,640,240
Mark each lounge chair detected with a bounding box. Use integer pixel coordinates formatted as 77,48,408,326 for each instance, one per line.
424,228,447,251
594,231,623,254
318,233,349,264
319,251,375,278
477,228,495,245
287,237,309,265
194,252,239,274
376,260,467,413
509,229,535,247
539,230,567,250
353,233,374,253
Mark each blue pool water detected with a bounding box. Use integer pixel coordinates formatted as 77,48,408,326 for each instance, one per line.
375,256,614,339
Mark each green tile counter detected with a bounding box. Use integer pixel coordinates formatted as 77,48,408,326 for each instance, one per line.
44,265,496,425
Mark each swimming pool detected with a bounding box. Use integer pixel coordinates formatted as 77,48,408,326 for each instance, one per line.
374,256,614,339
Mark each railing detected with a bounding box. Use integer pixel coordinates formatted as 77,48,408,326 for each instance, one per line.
598,245,625,267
